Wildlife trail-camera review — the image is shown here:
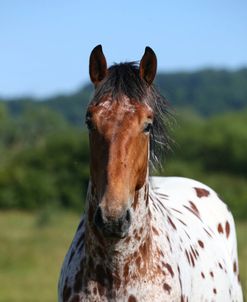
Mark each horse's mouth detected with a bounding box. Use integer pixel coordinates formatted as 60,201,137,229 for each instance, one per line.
93,206,131,240
99,222,130,239
101,228,129,239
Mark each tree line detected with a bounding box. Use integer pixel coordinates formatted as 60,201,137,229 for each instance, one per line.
2,68,247,125
0,101,246,219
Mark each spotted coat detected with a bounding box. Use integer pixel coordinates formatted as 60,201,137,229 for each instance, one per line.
58,176,243,302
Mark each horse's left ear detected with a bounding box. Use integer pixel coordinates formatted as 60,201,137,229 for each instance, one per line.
89,45,107,86
140,46,157,85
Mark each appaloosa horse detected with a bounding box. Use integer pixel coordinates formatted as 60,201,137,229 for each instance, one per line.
58,45,243,301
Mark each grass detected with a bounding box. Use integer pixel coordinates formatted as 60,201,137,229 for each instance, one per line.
0,211,246,301
0,210,80,302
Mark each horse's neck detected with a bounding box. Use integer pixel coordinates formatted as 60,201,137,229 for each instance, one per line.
83,181,153,275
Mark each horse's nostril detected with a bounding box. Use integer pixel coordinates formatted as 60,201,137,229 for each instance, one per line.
125,209,131,223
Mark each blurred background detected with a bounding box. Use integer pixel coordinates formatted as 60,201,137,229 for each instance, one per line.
0,0,246,301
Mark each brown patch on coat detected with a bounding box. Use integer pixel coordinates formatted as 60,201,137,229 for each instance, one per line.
233,261,237,273
189,252,195,267
213,288,217,294
123,263,129,281
139,241,149,260
177,265,183,294
134,232,141,241
201,272,205,278
185,249,191,265
152,226,159,236
183,205,201,220
124,236,131,244
136,256,141,269
133,191,139,210
158,247,165,258
114,275,121,290
238,273,241,283
164,262,174,277
167,216,177,230
225,221,230,238
156,264,163,276
128,295,137,302
198,240,204,248
217,223,224,234
194,187,210,198
163,283,172,294
210,271,214,278
189,201,200,216
190,246,197,260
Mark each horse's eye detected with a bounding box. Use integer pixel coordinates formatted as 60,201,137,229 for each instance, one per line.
85,116,94,130
143,122,152,134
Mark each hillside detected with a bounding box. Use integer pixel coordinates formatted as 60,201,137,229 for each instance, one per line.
2,68,247,125
0,68,247,219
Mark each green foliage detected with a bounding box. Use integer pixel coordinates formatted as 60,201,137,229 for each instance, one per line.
0,106,89,211
166,110,247,176
3,68,247,125
0,91,247,219
162,110,247,219
156,68,247,115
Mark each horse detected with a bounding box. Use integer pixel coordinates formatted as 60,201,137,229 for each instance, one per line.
58,45,243,302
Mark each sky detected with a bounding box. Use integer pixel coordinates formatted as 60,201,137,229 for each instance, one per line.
1,0,247,98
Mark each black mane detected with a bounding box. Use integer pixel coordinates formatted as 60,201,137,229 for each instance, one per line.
91,62,172,170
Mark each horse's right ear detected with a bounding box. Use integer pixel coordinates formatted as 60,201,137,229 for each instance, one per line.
140,46,157,86
89,45,107,86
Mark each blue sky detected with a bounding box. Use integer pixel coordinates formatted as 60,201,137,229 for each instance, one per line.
1,0,247,98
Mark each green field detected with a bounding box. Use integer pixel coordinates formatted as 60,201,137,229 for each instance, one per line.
0,211,246,301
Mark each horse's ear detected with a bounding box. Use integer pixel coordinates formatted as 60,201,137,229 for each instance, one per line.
89,45,107,86
140,46,157,85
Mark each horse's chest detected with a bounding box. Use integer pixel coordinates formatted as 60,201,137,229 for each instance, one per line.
74,274,180,302
67,242,181,302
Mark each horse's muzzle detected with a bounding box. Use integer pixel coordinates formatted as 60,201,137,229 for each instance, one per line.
93,206,131,239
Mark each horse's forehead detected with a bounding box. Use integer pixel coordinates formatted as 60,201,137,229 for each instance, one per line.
91,97,152,121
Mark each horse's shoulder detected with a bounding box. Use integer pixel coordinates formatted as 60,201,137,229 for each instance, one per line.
149,176,236,250
58,216,85,302
150,176,231,218
149,177,242,300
